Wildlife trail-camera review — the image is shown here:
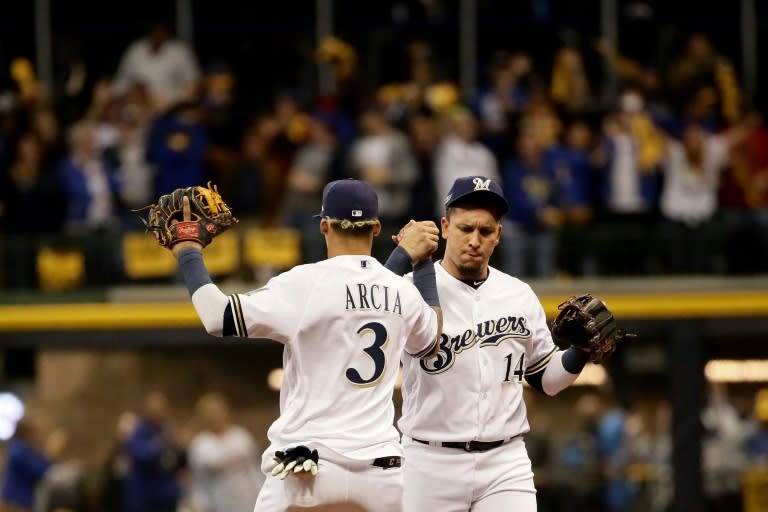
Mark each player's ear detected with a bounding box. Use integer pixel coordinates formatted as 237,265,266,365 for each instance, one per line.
494,220,502,245
319,218,329,234
372,220,382,237
440,216,449,239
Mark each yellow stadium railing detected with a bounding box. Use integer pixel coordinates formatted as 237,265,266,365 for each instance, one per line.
744,466,768,512
36,246,85,292
123,230,240,279
122,232,177,279
200,230,240,275
2,290,768,331
243,228,301,270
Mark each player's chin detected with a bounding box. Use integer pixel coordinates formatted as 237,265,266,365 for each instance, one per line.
457,258,484,275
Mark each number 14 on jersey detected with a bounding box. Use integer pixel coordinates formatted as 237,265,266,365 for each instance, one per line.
503,352,524,382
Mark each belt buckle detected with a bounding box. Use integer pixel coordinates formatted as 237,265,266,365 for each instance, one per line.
386,456,401,468
372,456,402,469
464,441,473,452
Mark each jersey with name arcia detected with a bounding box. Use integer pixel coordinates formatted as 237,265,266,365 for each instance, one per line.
227,255,438,462
399,262,558,442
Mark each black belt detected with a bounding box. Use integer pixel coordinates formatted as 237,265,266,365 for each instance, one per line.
371,456,401,469
412,438,506,453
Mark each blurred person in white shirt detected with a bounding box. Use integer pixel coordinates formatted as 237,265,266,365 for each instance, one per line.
701,384,752,512
186,392,263,512
349,105,418,258
112,19,201,113
433,106,500,219
659,122,728,273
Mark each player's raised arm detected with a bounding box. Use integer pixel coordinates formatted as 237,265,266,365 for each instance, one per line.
171,196,233,337
385,220,443,358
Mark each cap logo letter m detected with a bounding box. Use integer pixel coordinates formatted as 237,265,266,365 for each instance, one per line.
473,178,491,191
351,209,363,217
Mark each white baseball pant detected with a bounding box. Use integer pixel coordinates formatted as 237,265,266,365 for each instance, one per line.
402,435,536,512
254,446,403,512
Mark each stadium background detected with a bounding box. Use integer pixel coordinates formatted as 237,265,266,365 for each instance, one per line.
0,1,768,511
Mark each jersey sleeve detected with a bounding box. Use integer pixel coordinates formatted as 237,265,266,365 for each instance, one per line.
404,300,438,358
398,273,439,357
524,288,560,376
226,269,310,344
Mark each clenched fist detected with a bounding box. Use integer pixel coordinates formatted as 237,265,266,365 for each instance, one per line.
392,220,440,264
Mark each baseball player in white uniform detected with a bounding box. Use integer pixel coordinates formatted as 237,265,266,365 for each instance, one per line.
168,178,443,511
384,175,595,511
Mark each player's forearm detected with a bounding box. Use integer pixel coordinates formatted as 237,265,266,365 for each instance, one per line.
413,259,439,305
414,259,442,357
383,245,412,276
177,248,227,336
539,349,589,396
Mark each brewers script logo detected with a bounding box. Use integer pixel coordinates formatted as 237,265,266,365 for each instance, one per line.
473,177,491,191
421,315,532,374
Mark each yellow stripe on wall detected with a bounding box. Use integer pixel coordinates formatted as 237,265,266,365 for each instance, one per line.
0,303,200,331
539,291,768,319
0,291,767,331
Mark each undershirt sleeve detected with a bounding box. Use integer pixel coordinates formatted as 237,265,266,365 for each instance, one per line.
524,349,586,396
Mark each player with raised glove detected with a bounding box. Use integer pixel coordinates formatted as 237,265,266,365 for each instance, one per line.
135,182,238,248
550,293,635,364
151,179,438,511
270,445,320,480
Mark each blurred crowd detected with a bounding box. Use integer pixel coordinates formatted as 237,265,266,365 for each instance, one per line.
1,384,767,512
527,385,768,512
0,390,265,512
2,19,768,290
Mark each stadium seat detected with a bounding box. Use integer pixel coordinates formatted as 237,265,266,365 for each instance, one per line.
123,230,241,279
122,232,177,279
244,228,301,269
200,230,240,275
36,246,85,291
743,466,768,512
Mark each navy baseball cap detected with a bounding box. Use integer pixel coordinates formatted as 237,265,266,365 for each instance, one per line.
445,176,509,214
315,179,379,220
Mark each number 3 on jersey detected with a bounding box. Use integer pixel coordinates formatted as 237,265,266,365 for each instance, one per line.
503,352,525,382
346,322,389,387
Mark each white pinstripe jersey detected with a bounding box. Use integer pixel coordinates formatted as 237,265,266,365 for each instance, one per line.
228,255,438,461
399,262,558,442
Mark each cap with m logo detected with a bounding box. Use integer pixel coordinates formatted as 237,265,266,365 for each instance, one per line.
445,175,509,214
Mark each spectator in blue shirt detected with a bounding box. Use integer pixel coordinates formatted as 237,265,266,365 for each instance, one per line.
501,128,567,277
546,119,600,276
57,119,124,286
1,412,68,512
473,51,537,161
596,403,640,512
57,120,122,232
122,391,186,512
147,101,208,196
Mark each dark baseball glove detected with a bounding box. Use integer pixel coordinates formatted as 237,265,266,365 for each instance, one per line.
270,445,319,479
135,182,238,248
551,293,634,364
